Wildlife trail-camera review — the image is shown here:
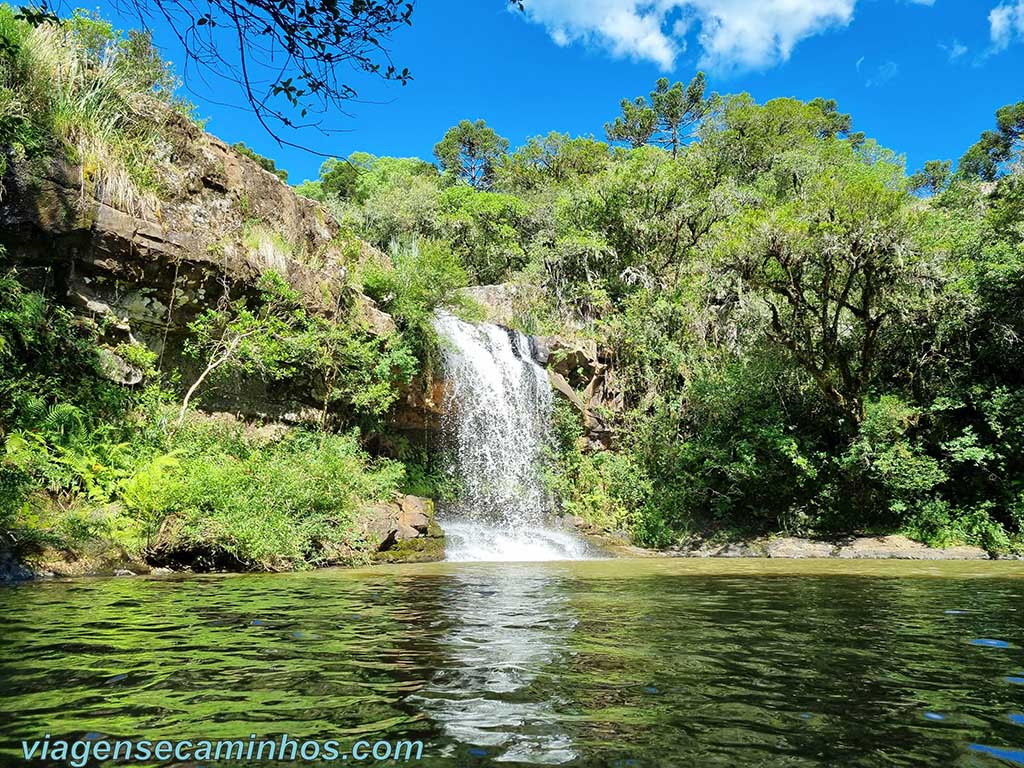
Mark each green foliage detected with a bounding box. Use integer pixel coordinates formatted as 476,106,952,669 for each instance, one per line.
606,74,715,157
909,159,952,195
232,141,288,182
438,185,530,284
181,270,415,424
318,157,361,199
498,132,610,191
958,102,1024,181
146,426,402,570
720,145,923,424
433,119,510,190
0,5,189,208
0,259,415,567
361,238,470,360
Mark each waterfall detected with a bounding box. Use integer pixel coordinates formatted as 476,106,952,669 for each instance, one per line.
433,312,590,562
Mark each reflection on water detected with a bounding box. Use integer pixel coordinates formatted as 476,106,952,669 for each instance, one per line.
410,569,576,763
1,559,1024,767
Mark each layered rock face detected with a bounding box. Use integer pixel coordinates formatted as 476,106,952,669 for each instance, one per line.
0,110,391,421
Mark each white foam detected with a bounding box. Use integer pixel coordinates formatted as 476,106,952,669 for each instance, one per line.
432,312,590,562
443,520,592,563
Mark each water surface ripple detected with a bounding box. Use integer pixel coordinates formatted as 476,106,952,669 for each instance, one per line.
2,559,1024,767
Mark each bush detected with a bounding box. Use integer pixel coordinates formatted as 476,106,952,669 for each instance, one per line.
360,238,476,362
145,426,403,570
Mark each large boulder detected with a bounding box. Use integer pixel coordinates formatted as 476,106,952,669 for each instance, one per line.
360,495,445,563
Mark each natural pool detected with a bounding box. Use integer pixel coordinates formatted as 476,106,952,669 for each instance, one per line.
2,559,1024,767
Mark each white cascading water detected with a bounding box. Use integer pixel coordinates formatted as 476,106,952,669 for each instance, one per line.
433,312,590,562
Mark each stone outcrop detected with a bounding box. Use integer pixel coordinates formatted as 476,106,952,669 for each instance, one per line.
834,535,988,560
391,376,447,434
764,537,836,559
540,335,622,450
670,534,991,560
0,109,395,421
359,495,445,563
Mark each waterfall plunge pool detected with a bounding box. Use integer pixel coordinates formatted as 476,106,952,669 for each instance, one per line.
3,558,1024,767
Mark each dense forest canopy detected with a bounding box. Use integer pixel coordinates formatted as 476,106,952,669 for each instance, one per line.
1,6,1023,569
297,81,1024,550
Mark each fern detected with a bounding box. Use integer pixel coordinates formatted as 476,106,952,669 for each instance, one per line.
41,403,85,443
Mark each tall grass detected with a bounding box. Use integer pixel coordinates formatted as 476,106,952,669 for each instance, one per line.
0,6,178,212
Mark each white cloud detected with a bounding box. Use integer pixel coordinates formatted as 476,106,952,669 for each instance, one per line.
990,0,1024,50
938,39,968,60
865,59,899,87
518,0,859,71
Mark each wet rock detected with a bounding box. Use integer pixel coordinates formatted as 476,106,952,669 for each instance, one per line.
392,376,447,434
541,336,620,450
113,569,135,577
766,537,837,559
836,535,989,560
548,370,587,414
529,335,550,366
0,537,33,584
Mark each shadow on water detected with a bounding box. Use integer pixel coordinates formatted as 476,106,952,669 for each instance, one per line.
2,560,1024,766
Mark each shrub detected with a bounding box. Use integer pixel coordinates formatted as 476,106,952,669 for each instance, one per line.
149,427,403,570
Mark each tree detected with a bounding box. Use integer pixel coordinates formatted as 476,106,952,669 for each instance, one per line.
97,0,416,151
433,119,509,190
605,97,657,149
723,150,926,425
231,142,288,182
498,132,610,190
909,160,952,196
959,102,1024,181
606,73,715,157
178,273,316,426
710,95,863,189
319,158,362,200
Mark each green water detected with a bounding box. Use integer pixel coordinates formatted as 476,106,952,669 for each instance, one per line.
3,559,1024,767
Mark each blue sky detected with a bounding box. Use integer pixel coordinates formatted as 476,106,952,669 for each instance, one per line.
94,0,1024,183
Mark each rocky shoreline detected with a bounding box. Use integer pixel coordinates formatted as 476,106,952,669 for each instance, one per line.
6,527,1021,586
562,517,1023,562
0,494,446,585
